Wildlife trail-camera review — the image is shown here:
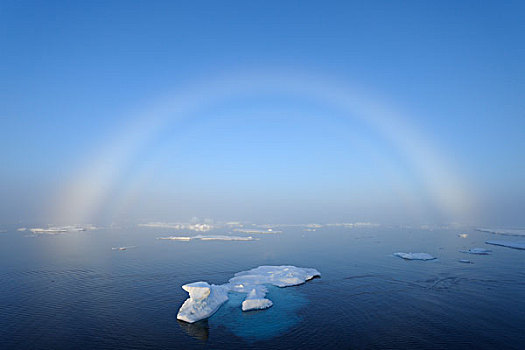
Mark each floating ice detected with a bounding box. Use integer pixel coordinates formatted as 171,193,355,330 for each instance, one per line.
234,228,282,234
140,222,213,232
158,235,255,241
29,225,95,235
241,287,273,311
112,246,136,251
394,252,436,260
177,266,320,323
177,282,229,323
476,228,525,236
460,248,491,255
485,240,525,250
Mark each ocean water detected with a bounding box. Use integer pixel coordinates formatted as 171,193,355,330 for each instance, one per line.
1,225,524,349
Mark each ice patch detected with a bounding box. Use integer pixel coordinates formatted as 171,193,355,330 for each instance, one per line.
394,252,436,260
459,248,491,255
158,235,255,241
140,222,213,232
177,282,229,323
29,225,96,235
177,265,320,323
112,246,136,251
234,228,282,234
485,240,525,250
476,228,525,236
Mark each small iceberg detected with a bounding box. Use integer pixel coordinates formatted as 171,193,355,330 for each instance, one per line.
393,252,436,261
241,287,273,311
485,240,525,250
177,282,229,323
459,248,491,255
177,266,320,323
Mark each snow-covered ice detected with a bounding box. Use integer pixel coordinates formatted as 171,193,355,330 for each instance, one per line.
459,248,491,255
177,266,320,323
394,252,436,260
177,282,229,323
241,287,273,311
485,240,525,250
29,225,96,235
476,228,525,236
158,235,255,241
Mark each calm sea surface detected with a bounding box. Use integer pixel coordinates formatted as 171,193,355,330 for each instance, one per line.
1,225,524,349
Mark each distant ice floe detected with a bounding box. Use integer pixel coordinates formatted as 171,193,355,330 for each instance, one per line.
17,228,27,232
177,265,320,323
28,225,97,235
485,240,525,250
326,222,379,228
458,234,468,238
459,248,491,255
476,228,525,236
158,235,256,241
234,228,282,234
112,246,136,251
394,252,436,260
139,222,213,232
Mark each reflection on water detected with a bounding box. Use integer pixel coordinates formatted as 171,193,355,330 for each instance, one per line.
178,320,209,342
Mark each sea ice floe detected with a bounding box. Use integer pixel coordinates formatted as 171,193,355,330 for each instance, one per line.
476,228,525,236
459,248,491,255
112,246,136,251
241,286,273,311
158,235,256,241
177,282,229,323
485,240,525,250
234,228,282,234
177,265,320,323
139,222,213,232
29,225,96,235
393,252,436,261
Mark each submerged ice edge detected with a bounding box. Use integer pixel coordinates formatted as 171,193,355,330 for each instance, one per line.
177,265,321,323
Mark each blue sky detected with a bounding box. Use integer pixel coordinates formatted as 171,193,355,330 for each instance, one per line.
1,1,524,225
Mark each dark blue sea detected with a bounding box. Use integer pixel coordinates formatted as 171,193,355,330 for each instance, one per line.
1,224,524,349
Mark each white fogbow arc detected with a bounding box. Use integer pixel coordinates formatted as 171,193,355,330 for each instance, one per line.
52,70,472,224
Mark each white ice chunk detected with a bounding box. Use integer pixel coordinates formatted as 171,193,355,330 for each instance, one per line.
229,265,321,289
177,282,229,323
177,265,320,323
394,252,436,260
485,240,525,250
459,248,491,255
242,297,273,311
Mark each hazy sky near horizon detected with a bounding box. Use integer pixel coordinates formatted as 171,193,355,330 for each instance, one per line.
1,1,524,225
